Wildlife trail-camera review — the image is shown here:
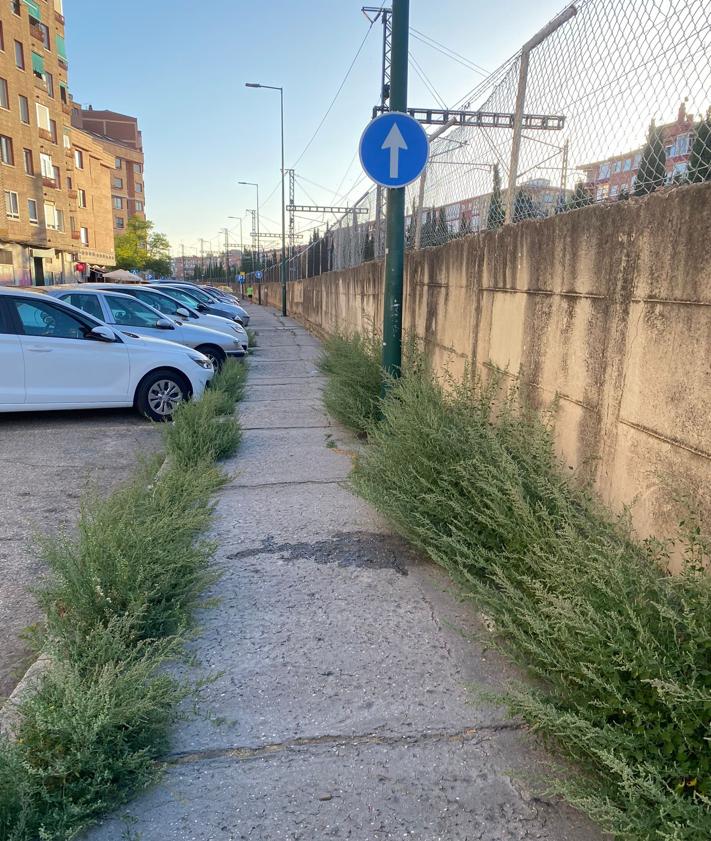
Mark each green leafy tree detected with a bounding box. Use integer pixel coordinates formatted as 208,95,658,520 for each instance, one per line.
487,164,505,229
634,120,667,196
114,217,171,276
435,208,449,245
566,182,594,210
513,189,537,222
363,230,375,262
422,208,436,247
687,108,711,183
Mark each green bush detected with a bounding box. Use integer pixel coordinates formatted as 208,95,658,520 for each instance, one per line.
351,365,711,840
211,358,247,404
318,331,382,437
0,361,249,840
164,389,241,468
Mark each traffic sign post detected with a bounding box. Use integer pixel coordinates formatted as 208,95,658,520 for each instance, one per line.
359,0,414,384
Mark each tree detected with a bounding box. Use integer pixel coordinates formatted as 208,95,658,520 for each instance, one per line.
458,213,472,237
363,229,375,262
633,120,667,196
487,164,505,229
513,188,537,222
566,182,594,210
421,208,436,247
687,108,711,183
435,208,449,246
114,217,171,277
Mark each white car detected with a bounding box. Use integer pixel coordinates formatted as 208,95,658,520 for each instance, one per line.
0,288,213,420
88,284,249,352
46,286,245,369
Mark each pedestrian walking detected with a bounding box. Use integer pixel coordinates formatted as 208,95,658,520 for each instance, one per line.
247,284,254,302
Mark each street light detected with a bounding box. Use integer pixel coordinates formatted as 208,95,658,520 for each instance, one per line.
237,181,260,281
246,81,287,317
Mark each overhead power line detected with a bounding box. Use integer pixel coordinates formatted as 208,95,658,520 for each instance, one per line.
409,27,489,76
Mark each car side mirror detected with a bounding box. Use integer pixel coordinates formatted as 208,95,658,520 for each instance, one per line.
89,325,117,343
177,307,190,318
197,303,207,312
156,318,175,330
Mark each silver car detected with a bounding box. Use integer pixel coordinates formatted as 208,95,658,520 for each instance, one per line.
47,287,245,369
153,283,250,325
89,284,249,352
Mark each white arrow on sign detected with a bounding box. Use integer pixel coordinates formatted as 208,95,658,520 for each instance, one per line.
381,123,408,179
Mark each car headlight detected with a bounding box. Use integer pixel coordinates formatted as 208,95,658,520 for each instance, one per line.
189,354,213,370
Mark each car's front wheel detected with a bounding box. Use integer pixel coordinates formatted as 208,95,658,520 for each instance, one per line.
135,369,190,421
195,344,226,370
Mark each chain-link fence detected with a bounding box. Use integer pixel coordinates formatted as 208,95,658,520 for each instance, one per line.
258,0,711,284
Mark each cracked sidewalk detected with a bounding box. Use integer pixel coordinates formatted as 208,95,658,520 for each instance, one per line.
84,306,604,841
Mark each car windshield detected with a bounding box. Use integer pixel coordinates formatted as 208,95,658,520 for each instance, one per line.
178,286,213,303
106,294,163,328
161,287,201,308
135,290,181,316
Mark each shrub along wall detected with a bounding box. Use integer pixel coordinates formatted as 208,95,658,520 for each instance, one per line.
262,181,711,552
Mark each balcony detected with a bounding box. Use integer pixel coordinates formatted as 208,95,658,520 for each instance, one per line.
62,103,71,116
33,75,47,93
58,57,68,70
38,128,52,143
55,12,65,25
71,230,81,241
68,189,77,199
42,176,57,189
64,147,73,158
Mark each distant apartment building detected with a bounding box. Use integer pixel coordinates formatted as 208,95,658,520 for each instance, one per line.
580,103,695,200
172,249,243,279
70,128,116,268
71,106,145,234
0,0,78,285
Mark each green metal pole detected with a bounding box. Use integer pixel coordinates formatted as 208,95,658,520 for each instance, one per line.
381,0,409,383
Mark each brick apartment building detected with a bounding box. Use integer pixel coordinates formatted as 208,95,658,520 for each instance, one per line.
71,106,145,234
580,103,695,200
0,0,116,286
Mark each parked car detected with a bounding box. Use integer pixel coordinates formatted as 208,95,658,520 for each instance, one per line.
46,287,245,369
89,284,249,352
153,282,250,325
0,288,212,420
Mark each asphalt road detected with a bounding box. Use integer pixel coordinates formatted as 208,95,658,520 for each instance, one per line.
0,408,162,699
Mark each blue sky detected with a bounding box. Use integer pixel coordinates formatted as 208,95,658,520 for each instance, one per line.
65,0,564,256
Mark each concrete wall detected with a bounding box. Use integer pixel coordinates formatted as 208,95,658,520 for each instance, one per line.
261,183,711,547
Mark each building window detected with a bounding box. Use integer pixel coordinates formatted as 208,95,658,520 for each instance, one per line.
55,208,64,232
45,71,54,98
115,217,125,229
133,163,142,174
18,95,29,124
54,0,63,14
31,51,44,80
5,191,19,219
52,164,60,187
12,0,20,15
112,196,123,209
135,200,143,212
675,134,690,157
613,161,622,174
28,198,38,224
74,149,84,169
623,157,632,172
610,185,619,198
60,83,67,104
63,130,71,149
0,136,14,166
40,153,53,178
135,182,143,193
112,176,123,188
80,226,89,245
14,41,24,70
78,188,87,208
115,157,122,169
0,21,4,52
598,162,611,180
44,202,57,229
36,102,51,132
23,148,34,175
0,78,8,110
49,119,58,144
67,175,72,189
37,23,50,51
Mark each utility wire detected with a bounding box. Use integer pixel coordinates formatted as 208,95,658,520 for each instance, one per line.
290,17,378,168
408,51,448,109
409,27,489,76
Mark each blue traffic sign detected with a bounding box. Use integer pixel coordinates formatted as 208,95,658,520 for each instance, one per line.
238,275,245,284
359,112,429,189
255,271,263,280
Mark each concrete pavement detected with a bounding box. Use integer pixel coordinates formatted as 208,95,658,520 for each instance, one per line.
85,305,603,841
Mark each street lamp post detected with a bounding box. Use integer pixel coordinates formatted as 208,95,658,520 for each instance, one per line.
246,82,287,317
238,181,260,281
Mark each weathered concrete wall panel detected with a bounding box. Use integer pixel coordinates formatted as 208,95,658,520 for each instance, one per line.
261,183,711,546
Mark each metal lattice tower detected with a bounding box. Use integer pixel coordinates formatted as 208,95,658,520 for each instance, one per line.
286,168,296,250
